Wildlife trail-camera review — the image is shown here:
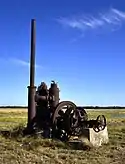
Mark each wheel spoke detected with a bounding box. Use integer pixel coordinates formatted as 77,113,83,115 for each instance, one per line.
93,115,106,132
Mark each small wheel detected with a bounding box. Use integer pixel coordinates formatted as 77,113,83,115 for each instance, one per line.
93,115,106,132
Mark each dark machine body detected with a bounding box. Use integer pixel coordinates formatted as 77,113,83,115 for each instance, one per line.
28,81,107,141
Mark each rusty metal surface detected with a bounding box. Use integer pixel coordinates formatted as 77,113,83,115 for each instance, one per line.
30,19,36,87
52,101,77,124
51,101,106,141
49,81,60,109
27,86,36,127
52,101,77,141
27,19,36,129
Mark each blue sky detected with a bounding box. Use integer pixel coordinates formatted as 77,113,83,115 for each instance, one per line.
0,0,125,106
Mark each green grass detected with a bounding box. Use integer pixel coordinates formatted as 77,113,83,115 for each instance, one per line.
0,108,125,164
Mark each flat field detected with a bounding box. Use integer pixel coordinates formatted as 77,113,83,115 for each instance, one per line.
0,108,125,164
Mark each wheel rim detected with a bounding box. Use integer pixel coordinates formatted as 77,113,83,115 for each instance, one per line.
52,101,77,140
93,115,106,132
52,101,77,124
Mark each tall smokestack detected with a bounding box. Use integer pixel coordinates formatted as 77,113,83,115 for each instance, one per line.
27,19,36,129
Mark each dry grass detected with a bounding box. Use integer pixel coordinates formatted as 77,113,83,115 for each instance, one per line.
0,108,27,113
0,108,125,164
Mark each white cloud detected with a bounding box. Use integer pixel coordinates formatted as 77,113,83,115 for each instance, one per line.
111,8,125,19
10,58,42,68
56,8,125,33
12,58,30,67
0,57,43,69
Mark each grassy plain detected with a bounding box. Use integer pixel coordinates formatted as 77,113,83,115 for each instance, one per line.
0,108,125,164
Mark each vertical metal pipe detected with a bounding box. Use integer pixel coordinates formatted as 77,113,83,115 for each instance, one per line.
30,19,36,87
27,19,36,129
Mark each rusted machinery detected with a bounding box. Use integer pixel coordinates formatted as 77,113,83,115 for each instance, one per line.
25,19,107,141
28,81,107,141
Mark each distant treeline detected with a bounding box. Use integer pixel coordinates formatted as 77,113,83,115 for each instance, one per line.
0,106,125,109
81,106,125,109
0,106,27,109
